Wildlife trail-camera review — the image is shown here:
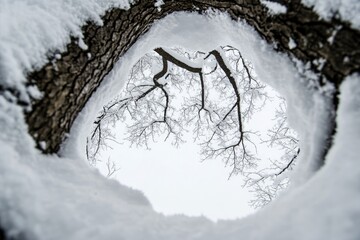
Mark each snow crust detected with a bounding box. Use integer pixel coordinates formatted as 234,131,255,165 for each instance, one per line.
302,0,360,29
0,2,359,240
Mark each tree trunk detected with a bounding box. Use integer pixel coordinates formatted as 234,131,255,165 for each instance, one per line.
25,0,360,157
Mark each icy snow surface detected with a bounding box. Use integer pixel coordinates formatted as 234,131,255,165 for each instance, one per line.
0,1,360,240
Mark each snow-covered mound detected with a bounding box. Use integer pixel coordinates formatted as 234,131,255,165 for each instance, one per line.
0,1,359,239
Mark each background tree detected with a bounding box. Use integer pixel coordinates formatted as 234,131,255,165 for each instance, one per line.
244,100,300,207
87,45,299,207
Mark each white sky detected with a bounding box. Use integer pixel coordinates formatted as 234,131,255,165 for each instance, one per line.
97,85,283,222
101,133,254,221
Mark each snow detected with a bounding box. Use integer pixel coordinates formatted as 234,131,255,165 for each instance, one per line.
261,0,287,15
0,0,132,104
302,0,360,29
155,0,165,11
288,38,297,50
162,47,204,69
327,26,341,44
0,1,360,240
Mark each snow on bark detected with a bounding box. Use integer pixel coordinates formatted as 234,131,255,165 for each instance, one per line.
0,0,132,103
302,0,360,29
260,0,287,15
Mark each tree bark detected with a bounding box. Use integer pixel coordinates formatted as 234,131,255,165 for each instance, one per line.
25,0,360,155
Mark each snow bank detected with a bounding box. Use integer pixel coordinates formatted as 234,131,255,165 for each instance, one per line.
1,1,359,240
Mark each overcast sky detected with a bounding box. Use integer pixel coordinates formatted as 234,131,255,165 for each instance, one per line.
97,84,283,221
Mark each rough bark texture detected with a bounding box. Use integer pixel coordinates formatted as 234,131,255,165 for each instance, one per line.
25,0,360,154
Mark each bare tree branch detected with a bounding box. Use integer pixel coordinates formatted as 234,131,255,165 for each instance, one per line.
86,46,299,208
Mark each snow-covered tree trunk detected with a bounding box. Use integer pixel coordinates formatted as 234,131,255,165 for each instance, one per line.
1,1,360,239
26,0,359,159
